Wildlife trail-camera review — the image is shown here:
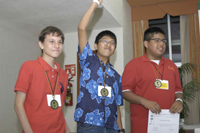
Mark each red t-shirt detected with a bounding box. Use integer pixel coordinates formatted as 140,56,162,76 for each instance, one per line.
15,56,68,133
122,54,182,133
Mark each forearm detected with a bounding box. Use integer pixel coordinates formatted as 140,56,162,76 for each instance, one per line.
14,91,33,133
14,103,33,133
175,93,183,100
65,121,70,133
123,91,147,105
78,2,98,31
78,2,98,53
116,106,123,130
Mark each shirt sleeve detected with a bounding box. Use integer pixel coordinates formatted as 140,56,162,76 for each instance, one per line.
122,61,137,92
78,43,94,68
117,76,123,106
14,61,32,93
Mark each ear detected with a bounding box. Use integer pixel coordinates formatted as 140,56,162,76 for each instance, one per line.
38,41,44,50
94,43,98,50
143,41,148,49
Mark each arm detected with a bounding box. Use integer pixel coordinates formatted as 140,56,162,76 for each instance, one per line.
14,91,34,133
65,122,70,133
123,91,161,114
170,93,183,113
78,0,102,54
116,106,123,132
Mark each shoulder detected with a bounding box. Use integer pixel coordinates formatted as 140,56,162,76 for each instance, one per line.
20,59,38,69
125,56,143,68
163,57,177,67
59,69,68,77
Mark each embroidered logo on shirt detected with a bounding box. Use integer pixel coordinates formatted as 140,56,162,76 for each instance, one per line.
168,66,175,71
59,82,64,94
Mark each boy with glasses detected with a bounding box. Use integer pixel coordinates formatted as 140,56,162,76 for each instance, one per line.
122,27,183,133
74,0,124,133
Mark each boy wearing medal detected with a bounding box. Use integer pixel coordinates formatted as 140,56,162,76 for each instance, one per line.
74,0,124,133
14,26,70,133
122,27,183,133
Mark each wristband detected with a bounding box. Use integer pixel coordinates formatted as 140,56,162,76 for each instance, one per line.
175,98,183,104
93,0,103,8
118,129,125,133
93,0,100,5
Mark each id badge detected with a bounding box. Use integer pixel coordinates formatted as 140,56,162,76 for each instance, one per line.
157,79,169,90
98,86,111,97
47,94,61,107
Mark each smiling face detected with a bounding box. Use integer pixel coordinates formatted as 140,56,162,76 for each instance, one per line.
39,33,63,60
144,33,166,60
94,35,115,61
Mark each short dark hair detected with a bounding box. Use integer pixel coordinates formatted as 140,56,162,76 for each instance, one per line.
144,27,165,41
94,30,117,48
39,26,65,44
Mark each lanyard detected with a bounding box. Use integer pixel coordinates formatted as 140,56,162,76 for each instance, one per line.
152,63,164,80
99,59,109,87
147,59,160,80
45,71,59,98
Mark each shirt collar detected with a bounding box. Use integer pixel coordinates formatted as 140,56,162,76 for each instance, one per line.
142,53,165,65
98,58,113,69
38,56,60,72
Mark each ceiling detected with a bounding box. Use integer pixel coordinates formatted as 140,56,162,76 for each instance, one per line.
0,0,120,36
126,0,185,7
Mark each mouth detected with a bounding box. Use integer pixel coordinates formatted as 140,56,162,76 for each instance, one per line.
158,47,164,51
52,50,60,53
105,48,111,51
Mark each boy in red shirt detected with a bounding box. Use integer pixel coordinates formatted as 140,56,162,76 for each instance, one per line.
122,27,183,133
14,26,70,133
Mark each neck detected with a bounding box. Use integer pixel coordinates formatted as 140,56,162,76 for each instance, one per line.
145,53,161,60
42,55,55,69
97,54,109,65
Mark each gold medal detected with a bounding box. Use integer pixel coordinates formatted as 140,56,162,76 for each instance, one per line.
154,79,162,88
101,88,109,97
45,71,59,110
51,99,58,110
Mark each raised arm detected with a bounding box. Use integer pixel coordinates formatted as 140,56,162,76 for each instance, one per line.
14,91,33,133
78,0,103,54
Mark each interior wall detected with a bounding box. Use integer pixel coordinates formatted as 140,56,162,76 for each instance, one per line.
0,22,40,133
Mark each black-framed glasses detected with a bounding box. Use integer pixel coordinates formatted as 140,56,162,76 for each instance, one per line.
99,39,116,46
148,38,167,44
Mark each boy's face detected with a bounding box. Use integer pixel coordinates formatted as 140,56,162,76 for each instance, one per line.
144,33,166,60
39,33,63,59
94,35,115,59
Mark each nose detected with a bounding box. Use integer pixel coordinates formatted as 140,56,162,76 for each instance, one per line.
54,42,59,48
107,42,111,47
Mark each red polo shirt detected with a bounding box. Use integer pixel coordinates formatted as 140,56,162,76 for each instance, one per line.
15,56,68,133
122,54,182,133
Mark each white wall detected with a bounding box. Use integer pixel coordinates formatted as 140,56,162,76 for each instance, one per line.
62,27,123,132
0,22,40,133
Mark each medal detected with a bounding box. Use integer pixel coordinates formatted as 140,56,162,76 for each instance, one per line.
154,79,162,88
99,59,110,97
45,71,59,110
101,88,109,97
51,99,58,109
147,56,164,88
